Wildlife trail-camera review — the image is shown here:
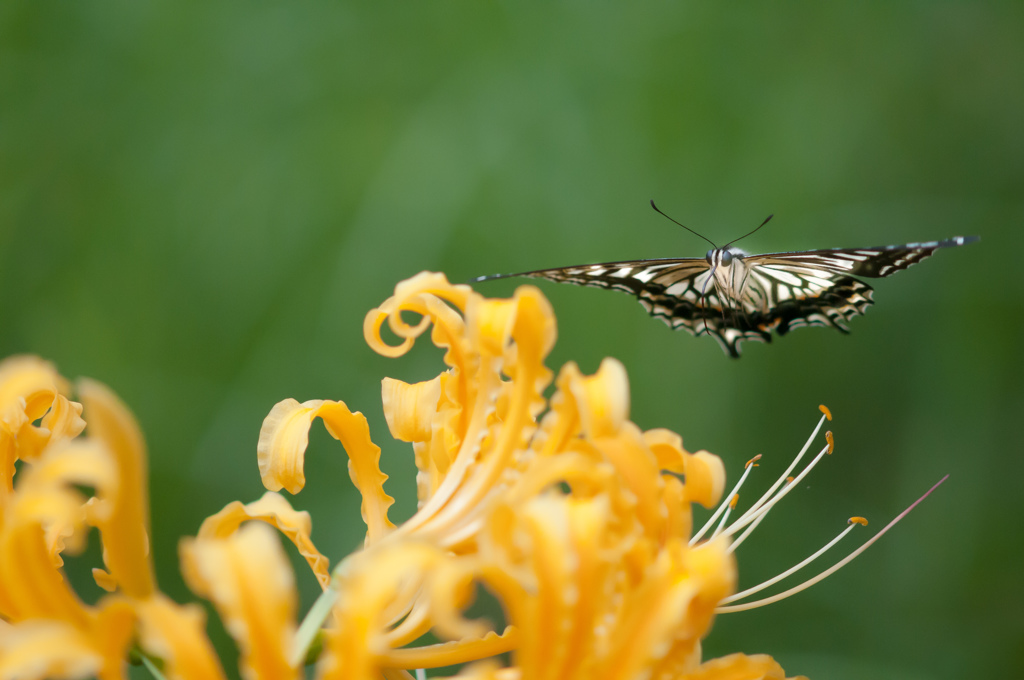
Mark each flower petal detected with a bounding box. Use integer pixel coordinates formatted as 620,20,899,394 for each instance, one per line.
0,356,65,497
0,619,102,680
379,629,517,670
317,542,445,680
567,358,629,440
316,401,396,542
257,399,395,541
257,398,320,494
135,595,228,680
182,523,300,680
0,599,133,680
363,272,472,361
79,378,155,599
0,441,114,624
644,429,725,509
679,652,803,680
197,491,330,590
381,377,442,444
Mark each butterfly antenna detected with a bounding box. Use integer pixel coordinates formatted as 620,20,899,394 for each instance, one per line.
723,214,774,249
650,200,719,249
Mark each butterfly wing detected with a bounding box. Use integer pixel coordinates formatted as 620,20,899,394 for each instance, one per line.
736,261,874,339
472,236,978,358
748,236,979,277
473,258,773,357
736,236,979,343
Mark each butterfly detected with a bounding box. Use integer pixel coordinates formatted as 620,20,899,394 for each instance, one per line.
471,201,979,358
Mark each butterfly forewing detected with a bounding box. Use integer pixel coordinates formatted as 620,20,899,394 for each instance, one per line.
748,237,978,278
474,236,977,357
514,259,707,297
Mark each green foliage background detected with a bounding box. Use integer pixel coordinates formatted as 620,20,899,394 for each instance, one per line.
2,2,1021,678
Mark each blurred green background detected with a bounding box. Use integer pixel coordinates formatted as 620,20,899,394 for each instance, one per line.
2,2,1021,678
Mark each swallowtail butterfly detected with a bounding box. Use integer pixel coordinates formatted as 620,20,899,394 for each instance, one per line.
472,202,979,358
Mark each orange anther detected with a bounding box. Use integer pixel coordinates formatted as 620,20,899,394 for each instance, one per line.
729,494,739,509
819,404,832,421
848,516,868,526
745,454,762,469
825,431,834,454
785,476,795,484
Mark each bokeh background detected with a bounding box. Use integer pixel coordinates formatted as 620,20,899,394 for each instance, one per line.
2,2,1021,678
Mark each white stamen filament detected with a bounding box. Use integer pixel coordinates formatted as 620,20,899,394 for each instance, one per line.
711,496,737,539
715,475,949,613
691,455,760,545
721,520,860,602
721,442,831,540
727,478,792,554
731,413,829,528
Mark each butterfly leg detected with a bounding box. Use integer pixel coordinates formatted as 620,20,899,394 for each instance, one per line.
698,264,719,338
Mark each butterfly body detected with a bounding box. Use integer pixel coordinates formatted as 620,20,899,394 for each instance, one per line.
473,235,978,358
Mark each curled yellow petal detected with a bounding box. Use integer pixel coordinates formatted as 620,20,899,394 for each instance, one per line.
644,429,725,509
197,491,330,590
0,599,133,680
78,378,155,599
676,538,736,638
16,440,116,567
380,628,518,670
0,355,62,433
317,402,397,542
39,394,86,451
502,285,556,365
258,399,395,541
182,523,299,680
0,619,102,680
580,422,670,543
257,398,320,494
568,358,628,440
318,541,446,680
681,449,727,509
382,376,442,444
135,594,228,680
364,272,472,360
0,440,116,624
467,296,519,357
0,356,69,496
680,652,802,680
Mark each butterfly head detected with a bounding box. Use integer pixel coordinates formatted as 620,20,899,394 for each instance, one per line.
705,247,745,267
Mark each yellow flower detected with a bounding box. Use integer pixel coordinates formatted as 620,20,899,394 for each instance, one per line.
0,272,941,680
259,272,803,679
0,357,259,680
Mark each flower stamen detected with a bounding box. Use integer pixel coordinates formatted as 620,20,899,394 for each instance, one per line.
722,515,863,601
730,411,830,529
721,439,832,540
727,477,794,554
711,494,739,539
691,454,760,544
715,475,948,613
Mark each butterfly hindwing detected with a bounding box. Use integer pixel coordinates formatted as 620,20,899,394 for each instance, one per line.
742,266,875,335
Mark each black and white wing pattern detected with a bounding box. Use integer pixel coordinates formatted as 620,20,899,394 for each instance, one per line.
472,236,978,358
